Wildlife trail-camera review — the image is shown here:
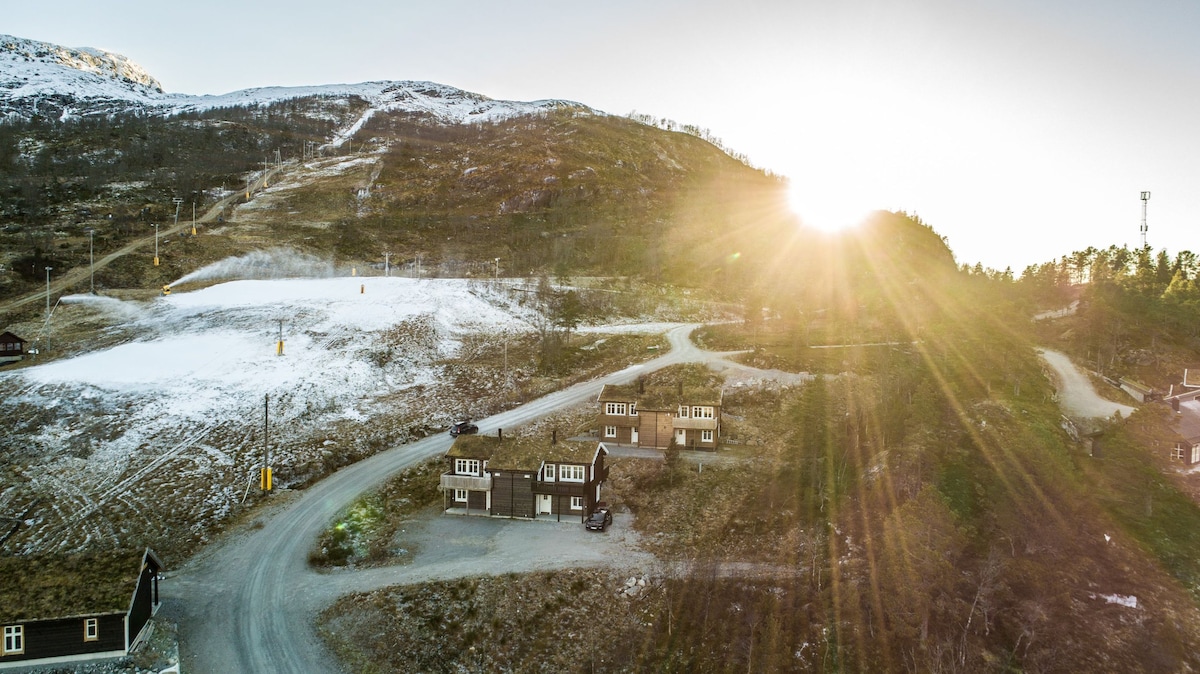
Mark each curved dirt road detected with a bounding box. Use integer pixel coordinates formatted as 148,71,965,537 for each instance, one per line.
1038,348,1135,419
165,324,754,674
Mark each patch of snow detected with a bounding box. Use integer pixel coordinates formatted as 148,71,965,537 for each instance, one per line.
1101,594,1138,608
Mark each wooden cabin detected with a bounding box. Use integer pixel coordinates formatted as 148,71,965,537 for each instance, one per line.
442,433,609,522
0,548,162,669
0,332,24,364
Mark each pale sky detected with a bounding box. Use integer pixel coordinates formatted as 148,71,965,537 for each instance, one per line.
6,0,1198,273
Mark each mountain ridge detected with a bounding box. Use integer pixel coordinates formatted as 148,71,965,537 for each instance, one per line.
0,33,598,124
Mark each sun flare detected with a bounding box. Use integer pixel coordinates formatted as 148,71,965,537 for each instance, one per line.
786,181,874,233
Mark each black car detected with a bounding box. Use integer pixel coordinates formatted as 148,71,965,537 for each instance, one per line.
449,420,479,437
585,508,613,531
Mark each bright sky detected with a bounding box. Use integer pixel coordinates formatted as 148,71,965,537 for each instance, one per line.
7,0,1198,272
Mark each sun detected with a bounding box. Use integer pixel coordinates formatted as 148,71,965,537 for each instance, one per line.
786,180,874,233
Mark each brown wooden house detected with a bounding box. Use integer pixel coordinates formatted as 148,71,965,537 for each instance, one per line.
0,548,162,669
1165,385,1200,466
597,383,722,450
0,332,24,365
441,433,609,522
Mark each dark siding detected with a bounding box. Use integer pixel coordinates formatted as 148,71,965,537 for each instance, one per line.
490,471,535,517
126,559,159,647
467,490,487,511
0,614,124,663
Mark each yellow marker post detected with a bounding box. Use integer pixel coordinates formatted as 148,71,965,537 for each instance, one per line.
351,266,357,277
260,467,272,491
191,225,197,236
153,256,159,267
277,340,284,356
360,284,365,294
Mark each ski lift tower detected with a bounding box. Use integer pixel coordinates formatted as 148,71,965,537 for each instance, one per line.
1140,191,1150,247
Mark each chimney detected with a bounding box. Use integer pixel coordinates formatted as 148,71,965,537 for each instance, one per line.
1172,398,1181,412
552,429,557,445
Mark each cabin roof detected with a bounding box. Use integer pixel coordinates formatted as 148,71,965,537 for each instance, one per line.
0,548,160,623
0,331,24,343
598,383,722,409
487,438,600,471
1177,399,1200,444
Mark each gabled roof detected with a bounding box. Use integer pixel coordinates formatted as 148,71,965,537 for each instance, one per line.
487,438,602,472
598,383,722,409
446,434,503,460
0,548,161,623
0,331,25,343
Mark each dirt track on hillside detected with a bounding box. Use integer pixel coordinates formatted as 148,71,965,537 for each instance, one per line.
1039,348,1135,419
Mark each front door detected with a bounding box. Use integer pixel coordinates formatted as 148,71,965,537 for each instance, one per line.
631,426,639,445
675,428,686,446
539,493,553,515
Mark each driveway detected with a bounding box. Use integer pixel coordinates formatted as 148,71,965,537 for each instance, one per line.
1038,348,1135,419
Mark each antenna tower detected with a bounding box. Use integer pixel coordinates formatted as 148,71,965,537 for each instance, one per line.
1140,191,1151,247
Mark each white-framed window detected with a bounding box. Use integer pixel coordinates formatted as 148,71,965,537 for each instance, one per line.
604,425,617,438
570,496,583,510
454,489,468,502
677,405,689,418
455,458,480,476
701,429,714,442
84,618,98,641
605,402,627,416
3,625,23,655
561,465,586,482
1173,445,1186,461
692,406,714,419
544,464,556,481
1193,445,1200,464
629,403,638,417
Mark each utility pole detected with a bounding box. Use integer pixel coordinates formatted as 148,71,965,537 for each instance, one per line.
261,394,273,491
172,197,183,232
152,223,160,266
384,252,390,277
44,266,52,319
1140,191,1151,247
86,229,95,293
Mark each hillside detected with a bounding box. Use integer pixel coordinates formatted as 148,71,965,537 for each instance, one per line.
0,34,789,314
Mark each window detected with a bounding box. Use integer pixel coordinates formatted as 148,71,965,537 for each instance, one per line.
701,429,714,442
454,489,468,502
561,465,586,482
677,405,689,418
570,496,583,510
1193,445,1200,464
691,406,714,419
629,403,637,417
3,625,22,655
604,425,617,438
544,464,555,481
455,458,480,475
85,618,98,641
605,402,627,416
1173,445,1186,461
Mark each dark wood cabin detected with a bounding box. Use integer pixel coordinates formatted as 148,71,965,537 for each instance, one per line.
598,383,723,450
0,548,162,668
442,433,609,522
0,332,24,364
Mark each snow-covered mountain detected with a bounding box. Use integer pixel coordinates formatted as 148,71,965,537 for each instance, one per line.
0,33,594,123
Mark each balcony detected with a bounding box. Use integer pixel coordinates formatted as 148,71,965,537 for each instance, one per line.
440,473,492,491
672,417,718,431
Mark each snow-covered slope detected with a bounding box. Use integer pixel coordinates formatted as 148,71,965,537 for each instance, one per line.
0,33,594,123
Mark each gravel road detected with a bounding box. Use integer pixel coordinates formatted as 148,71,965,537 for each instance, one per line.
1038,348,1135,419
163,324,763,674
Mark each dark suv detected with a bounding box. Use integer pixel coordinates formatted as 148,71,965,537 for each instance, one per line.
449,420,479,437
585,508,613,531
